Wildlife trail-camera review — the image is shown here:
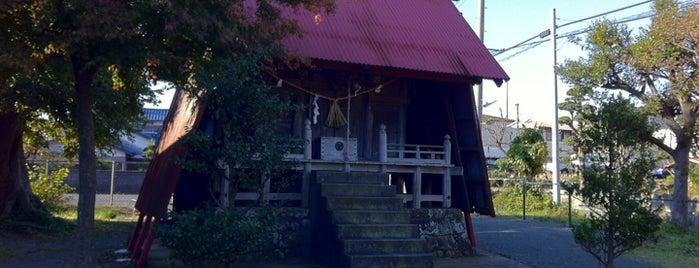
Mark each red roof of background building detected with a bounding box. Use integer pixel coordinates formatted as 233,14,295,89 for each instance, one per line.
282,0,509,84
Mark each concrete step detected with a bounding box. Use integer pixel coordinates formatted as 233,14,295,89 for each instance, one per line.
313,171,433,268
344,253,434,268
325,196,404,211
322,183,396,197
315,171,389,185
332,210,412,224
336,224,419,239
342,238,429,255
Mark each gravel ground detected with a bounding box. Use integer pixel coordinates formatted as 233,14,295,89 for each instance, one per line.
0,195,139,268
0,195,663,267
0,233,130,268
471,215,662,268
64,193,140,208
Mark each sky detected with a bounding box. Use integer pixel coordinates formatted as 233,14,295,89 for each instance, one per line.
144,81,174,109
147,0,659,120
456,0,658,124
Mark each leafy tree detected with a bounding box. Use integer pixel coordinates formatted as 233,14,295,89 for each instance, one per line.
557,0,699,227
1,2,160,266
1,0,334,266
572,95,662,268
498,127,548,181
142,139,156,161
558,73,599,175
177,53,299,206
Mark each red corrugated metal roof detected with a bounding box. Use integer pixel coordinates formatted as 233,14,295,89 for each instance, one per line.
134,0,508,218
282,0,509,83
135,91,204,216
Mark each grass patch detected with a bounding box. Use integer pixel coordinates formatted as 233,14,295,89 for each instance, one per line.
54,205,136,236
1,204,136,239
492,182,586,224
0,208,74,238
629,223,699,268
496,204,587,225
0,248,10,259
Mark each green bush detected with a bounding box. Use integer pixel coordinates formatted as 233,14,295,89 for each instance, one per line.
492,181,557,214
28,165,74,211
95,206,118,220
157,206,277,267
689,164,699,196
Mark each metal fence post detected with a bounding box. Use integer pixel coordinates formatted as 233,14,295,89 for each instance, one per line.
568,191,572,228
522,178,526,220
110,160,116,206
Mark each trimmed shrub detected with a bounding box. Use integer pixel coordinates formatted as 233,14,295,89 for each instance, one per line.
157,206,277,267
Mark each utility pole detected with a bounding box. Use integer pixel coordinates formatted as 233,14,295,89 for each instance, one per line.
515,103,520,128
505,82,509,119
476,0,485,121
551,8,561,205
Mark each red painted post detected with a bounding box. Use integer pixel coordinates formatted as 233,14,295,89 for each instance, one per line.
465,211,477,247
132,216,153,259
136,218,160,268
128,212,145,252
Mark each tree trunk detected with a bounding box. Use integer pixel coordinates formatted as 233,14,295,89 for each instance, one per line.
0,110,34,218
72,55,98,268
671,143,690,227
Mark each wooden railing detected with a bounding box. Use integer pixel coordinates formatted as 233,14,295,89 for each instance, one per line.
240,119,456,209
380,124,451,165
386,144,446,163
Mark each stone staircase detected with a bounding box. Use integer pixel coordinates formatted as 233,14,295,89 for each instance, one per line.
310,171,433,268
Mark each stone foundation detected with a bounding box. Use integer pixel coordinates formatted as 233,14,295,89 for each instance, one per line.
266,207,475,260
411,208,475,257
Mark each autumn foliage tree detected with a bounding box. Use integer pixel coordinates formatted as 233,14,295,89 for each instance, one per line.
0,0,334,267
557,0,699,227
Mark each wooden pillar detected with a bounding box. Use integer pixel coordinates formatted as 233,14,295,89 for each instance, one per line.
443,134,451,165
220,160,230,207
413,166,422,208
304,119,312,161
262,175,270,205
443,134,452,207
302,119,312,207
443,168,451,208
379,124,387,173
379,124,387,162
221,176,230,207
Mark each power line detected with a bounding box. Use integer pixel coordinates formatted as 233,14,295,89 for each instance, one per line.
492,0,699,60
495,11,653,61
557,1,699,40
497,40,546,62
557,0,653,28
491,29,549,56
490,1,654,56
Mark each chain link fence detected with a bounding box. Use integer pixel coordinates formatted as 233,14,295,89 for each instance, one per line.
28,159,149,207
